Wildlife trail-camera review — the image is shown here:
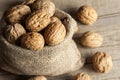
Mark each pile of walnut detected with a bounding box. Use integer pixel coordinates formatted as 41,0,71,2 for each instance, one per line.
4,1,113,80
4,0,66,51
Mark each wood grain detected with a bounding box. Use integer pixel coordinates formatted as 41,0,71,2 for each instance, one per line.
0,0,120,80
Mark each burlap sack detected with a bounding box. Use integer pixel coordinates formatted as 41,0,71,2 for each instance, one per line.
0,9,84,76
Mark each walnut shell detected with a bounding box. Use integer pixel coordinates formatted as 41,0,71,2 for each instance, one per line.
26,10,51,32
32,0,55,17
92,52,113,73
6,5,31,23
28,76,47,80
77,5,98,25
4,23,26,44
21,32,45,51
75,72,91,80
80,31,103,48
22,0,36,5
74,25,79,33
44,17,66,46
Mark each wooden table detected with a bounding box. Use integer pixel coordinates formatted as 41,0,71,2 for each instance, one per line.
0,0,120,80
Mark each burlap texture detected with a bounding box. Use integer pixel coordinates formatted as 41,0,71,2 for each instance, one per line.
0,9,84,76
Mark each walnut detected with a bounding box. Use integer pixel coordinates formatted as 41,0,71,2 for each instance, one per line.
44,17,66,46
22,0,36,5
80,31,103,48
74,25,79,33
92,52,113,73
6,5,31,23
28,76,47,80
25,10,51,32
32,0,55,17
20,32,45,51
77,5,98,25
75,72,91,80
4,23,26,44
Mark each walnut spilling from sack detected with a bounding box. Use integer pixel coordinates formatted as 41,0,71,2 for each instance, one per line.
77,5,98,25
80,31,103,48
92,52,113,73
74,72,91,80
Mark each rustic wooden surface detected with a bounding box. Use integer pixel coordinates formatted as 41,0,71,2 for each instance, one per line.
0,0,120,80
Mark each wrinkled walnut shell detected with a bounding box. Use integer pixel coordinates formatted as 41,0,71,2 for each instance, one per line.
32,0,55,17
75,72,91,80
22,0,36,5
25,10,51,32
44,17,66,46
77,5,98,25
5,23,26,44
92,52,113,73
6,5,31,23
28,76,47,80
21,32,45,51
80,31,103,48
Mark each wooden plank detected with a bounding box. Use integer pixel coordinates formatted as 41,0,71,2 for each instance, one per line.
52,0,120,16
73,15,120,61
0,0,120,17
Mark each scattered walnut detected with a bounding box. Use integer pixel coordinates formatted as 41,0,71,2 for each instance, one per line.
25,10,51,32
80,31,103,48
77,5,98,25
75,72,91,80
5,23,26,44
28,76,47,80
44,17,66,46
92,52,113,73
21,32,45,51
6,5,31,23
22,0,36,5
32,0,55,17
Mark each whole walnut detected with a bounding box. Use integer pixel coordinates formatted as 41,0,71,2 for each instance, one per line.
4,23,26,44
32,0,55,17
75,72,91,80
44,17,66,46
80,31,103,48
22,0,36,5
77,5,98,25
92,52,113,73
25,10,51,32
21,32,45,51
28,76,47,80
6,5,31,23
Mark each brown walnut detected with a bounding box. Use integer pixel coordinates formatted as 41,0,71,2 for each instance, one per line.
28,76,47,80
5,23,26,44
75,72,91,80
32,0,55,17
80,31,103,48
92,52,113,73
77,5,98,25
21,32,45,51
25,10,51,32
44,17,66,46
6,5,31,23
22,0,36,5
